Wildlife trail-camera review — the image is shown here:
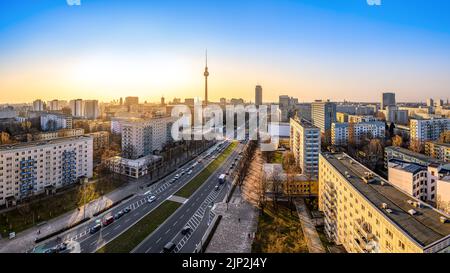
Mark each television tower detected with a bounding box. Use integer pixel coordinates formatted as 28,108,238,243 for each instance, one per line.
204,49,209,106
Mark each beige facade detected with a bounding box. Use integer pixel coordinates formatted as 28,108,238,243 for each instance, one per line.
425,141,450,163
319,153,450,253
33,128,85,141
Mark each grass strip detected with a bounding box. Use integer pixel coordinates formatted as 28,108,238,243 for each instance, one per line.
174,142,237,198
96,200,181,253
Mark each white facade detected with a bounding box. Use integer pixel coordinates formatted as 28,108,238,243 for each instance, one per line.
33,100,44,112
331,121,385,146
290,117,320,178
121,116,175,159
40,113,70,131
70,99,84,118
0,136,93,206
410,118,449,144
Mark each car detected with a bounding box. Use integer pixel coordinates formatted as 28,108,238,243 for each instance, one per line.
181,226,191,235
174,174,180,179
57,243,68,252
114,211,124,220
89,223,101,234
214,185,220,191
169,178,176,184
163,242,177,253
102,215,114,227
123,207,131,214
44,247,58,254
144,190,152,195
187,170,193,175
147,195,156,203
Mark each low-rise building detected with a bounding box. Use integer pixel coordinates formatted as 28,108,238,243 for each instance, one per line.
263,163,318,196
106,155,161,179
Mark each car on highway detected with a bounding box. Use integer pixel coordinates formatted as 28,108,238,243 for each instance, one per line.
181,226,191,235
163,242,177,253
102,215,114,227
147,195,156,203
89,223,102,234
114,211,124,220
44,247,58,254
123,207,131,214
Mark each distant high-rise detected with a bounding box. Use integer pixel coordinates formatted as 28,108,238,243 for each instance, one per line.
70,99,84,117
427,98,434,107
381,92,396,110
311,100,336,135
161,96,165,106
255,85,262,106
125,96,139,107
84,100,99,119
33,99,44,111
119,97,123,106
204,50,209,106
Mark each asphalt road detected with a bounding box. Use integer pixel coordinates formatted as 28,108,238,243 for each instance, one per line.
32,140,231,253
132,142,244,253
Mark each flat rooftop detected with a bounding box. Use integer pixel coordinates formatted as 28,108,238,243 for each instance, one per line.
385,146,444,165
291,117,318,129
0,135,92,152
324,152,450,248
388,159,427,174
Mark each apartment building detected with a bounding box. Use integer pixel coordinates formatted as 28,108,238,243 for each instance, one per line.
121,116,175,159
425,141,450,163
348,115,377,123
40,113,73,131
336,112,349,123
311,100,336,135
0,136,93,207
290,117,320,178
331,121,385,146
410,118,449,144
87,131,110,151
319,153,450,253
33,128,85,141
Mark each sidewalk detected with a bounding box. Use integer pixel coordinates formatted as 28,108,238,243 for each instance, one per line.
206,183,259,253
294,199,326,253
0,178,150,253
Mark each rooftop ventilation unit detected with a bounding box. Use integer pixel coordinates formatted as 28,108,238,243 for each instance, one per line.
440,217,448,224
380,180,386,186
407,200,414,205
408,209,417,216
382,203,388,209
413,202,423,208
386,209,393,214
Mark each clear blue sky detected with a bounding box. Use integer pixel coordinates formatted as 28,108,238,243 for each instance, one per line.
0,0,449,103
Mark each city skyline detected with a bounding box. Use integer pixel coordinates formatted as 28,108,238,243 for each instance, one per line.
1,1,450,104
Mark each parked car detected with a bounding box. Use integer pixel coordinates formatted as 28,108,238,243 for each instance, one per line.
169,178,176,184
147,195,156,203
214,185,220,191
187,170,193,175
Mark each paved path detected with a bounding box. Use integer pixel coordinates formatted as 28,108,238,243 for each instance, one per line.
294,199,326,253
206,182,259,253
